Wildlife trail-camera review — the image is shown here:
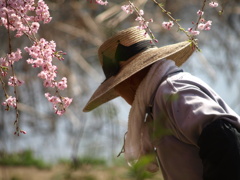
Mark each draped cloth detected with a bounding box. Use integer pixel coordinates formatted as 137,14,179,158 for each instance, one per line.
124,59,176,171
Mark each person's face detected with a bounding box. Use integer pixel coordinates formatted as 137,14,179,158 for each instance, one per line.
114,77,138,105
114,66,150,105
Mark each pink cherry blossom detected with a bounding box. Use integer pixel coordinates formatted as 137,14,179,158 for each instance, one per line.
25,38,58,88
43,79,54,88
209,2,219,8
8,76,25,86
121,3,152,32
198,23,205,30
188,28,200,36
135,16,149,30
162,21,174,30
139,10,144,16
198,20,212,31
62,97,73,108
56,77,68,90
121,4,134,14
2,96,17,108
0,57,9,68
45,93,61,104
200,18,205,23
0,0,72,135
45,93,73,116
96,0,108,5
204,22,212,30
0,0,52,38
30,22,40,34
35,0,52,23
20,130,27,134
7,49,22,64
197,10,204,16
54,97,73,115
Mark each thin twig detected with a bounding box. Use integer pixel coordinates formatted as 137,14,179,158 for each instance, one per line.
0,76,9,100
194,0,207,31
5,0,21,135
128,1,157,41
151,0,200,51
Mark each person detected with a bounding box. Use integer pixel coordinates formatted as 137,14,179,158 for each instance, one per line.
83,26,240,180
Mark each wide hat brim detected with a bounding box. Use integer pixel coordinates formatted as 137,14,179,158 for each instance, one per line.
83,40,194,112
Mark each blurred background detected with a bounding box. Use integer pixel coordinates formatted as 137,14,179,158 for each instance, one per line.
0,0,240,179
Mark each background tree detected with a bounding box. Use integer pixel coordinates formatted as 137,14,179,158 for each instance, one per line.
0,0,239,165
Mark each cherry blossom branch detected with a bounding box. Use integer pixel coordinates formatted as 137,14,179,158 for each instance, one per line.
0,76,8,103
120,0,200,50
129,1,157,43
194,0,207,31
5,7,11,53
93,0,220,51
5,0,22,135
191,1,219,35
7,56,21,135
121,1,157,43
87,0,108,5
151,0,199,50
0,0,73,135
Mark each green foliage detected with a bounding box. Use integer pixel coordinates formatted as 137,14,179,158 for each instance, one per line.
0,150,51,169
126,155,156,180
51,171,74,180
112,156,127,166
54,157,107,180
52,172,96,180
59,156,106,169
76,156,106,166
10,177,22,180
78,175,96,180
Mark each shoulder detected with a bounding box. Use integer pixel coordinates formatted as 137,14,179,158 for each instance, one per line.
154,71,217,110
156,72,195,100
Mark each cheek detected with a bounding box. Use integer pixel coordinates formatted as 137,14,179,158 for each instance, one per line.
115,83,129,97
114,81,135,105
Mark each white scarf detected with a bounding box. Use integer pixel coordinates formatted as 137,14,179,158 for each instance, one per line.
124,59,176,171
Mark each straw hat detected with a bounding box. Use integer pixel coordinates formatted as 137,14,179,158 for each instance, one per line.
83,26,195,112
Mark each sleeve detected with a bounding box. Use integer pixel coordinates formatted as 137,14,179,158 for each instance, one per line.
154,73,240,180
162,79,236,146
197,119,240,180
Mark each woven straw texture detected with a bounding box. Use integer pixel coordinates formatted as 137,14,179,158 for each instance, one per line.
83,27,194,112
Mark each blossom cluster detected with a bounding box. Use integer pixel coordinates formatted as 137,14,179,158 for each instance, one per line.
162,21,174,30
135,10,154,31
8,76,24,86
209,2,218,8
122,4,153,31
198,20,212,31
0,48,22,76
120,0,219,41
93,0,220,43
0,0,72,135
24,38,72,115
121,4,134,14
25,38,58,87
0,0,51,37
160,1,218,37
121,2,157,43
2,96,16,109
45,93,72,115
87,0,108,5
96,0,108,5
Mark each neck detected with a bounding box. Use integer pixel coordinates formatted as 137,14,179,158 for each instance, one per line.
114,66,151,105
